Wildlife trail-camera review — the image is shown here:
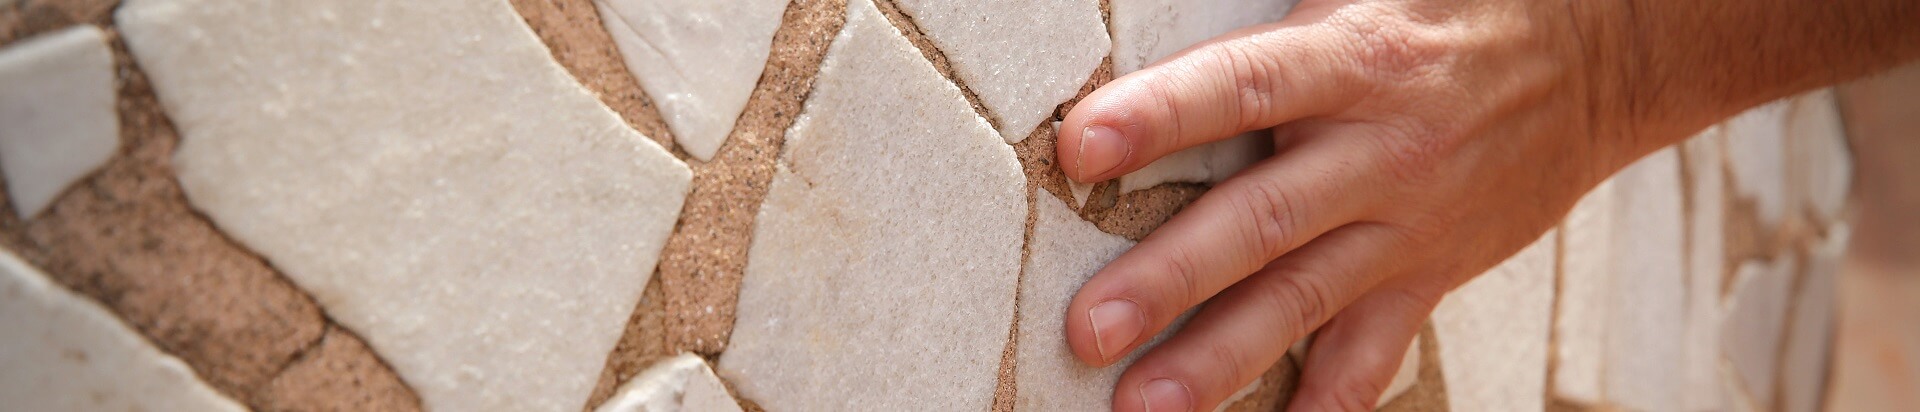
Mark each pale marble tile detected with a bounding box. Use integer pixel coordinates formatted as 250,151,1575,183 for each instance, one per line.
0,248,247,411
1109,0,1298,74
595,0,790,160
1784,90,1852,222
1681,130,1729,412
1433,231,1557,412
595,354,742,412
1722,256,1799,411
1603,148,1688,411
716,0,1026,409
893,0,1109,142
1551,178,1615,405
1015,193,1138,411
1782,225,1848,412
0,25,119,219
1722,100,1793,227
118,1,692,410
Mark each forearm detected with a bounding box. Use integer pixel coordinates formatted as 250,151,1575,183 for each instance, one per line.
1579,0,1920,153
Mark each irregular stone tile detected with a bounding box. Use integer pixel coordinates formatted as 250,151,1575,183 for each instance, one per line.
1378,341,1420,408
597,354,741,412
594,0,789,161
1722,255,1797,411
1118,133,1271,193
716,0,1026,409
1783,225,1847,412
0,248,246,411
1015,193,1139,411
1551,178,1614,405
1109,0,1298,74
893,0,1108,141
1785,90,1852,222
0,25,118,219
1432,231,1556,412
1681,130,1728,412
1722,99,1793,227
1603,148,1688,411
117,1,693,410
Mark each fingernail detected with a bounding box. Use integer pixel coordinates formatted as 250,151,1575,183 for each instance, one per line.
1076,125,1128,178
1089,299,1144,361
1140,379,1193,412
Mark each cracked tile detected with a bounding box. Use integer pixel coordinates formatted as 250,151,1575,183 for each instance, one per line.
0,25,118,219
594,0,789,161
118,0,692,410
596,354,741,412
716,0,1026,409
892,0,1109,142
1433,230,1555,412
0,248,246,411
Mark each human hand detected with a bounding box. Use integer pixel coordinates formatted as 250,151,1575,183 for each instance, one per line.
1056,0,1920,410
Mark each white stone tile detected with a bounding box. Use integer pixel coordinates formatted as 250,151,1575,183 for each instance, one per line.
1681,130,1728,412
0,248,247,411
1118,133,1270,193
595,0,789,160
1551,178,1614,405
1722,100,1793,227
1109,0,1298,74
1785,90,1852,222
595,353,742,412
1721,256,1798,411
117,1,693,410
893,0,1108,142
1603,148,1688,411
1377,340,1420,408
1782,225,1848,412
716,1,1026,409
1433,230,1556,412
0,25,119,219
1015,193,1138,411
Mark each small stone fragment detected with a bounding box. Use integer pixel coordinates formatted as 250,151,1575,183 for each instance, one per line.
118,0,693,410
594,0,790,160
596,353,742,412
0,25,119,219
893,0,1109,142
0,248,246,411
1722,256,1798,411
1782,225,1847,412
1604,148,1688,411
717,0,1026,409
1118,133,1272,193
1015,193,1138,411
1433,231,1557,412
1551,178,1614,405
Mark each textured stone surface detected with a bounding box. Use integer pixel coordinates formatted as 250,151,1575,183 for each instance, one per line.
1109,0,1297,74
892,0,1107,141
1783,225,1846,412
1016,193,1138,411
0,248,246,411
1722,256,1797,411
1786,90,1852,222
1723,100,1793,227
0,25,117,219
1680,130,1729,412
597,354,741,412
717,0,1026,409
1433,231,1555,412
594,0,789,160
1603,148,1688,411
118,0,692,410
1551,178,1614,405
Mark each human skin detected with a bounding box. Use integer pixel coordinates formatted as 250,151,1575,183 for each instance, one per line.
1056,0,1920,411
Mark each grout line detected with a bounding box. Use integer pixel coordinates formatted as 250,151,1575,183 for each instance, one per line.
870,0,1003,132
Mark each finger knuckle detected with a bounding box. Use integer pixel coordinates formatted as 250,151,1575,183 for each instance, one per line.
1202,341,1256,386
1230,176,1308,259
1207,40,1282,130
1157,244,1208,306
1253,270,1337,340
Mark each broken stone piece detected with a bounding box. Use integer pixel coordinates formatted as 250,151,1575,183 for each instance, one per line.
1550,178,1614,405
717,0,1026,409
594,0,790,161
1433,230,1556,412
1118,133,1272,193
1109,0,1299,74
1680,130,1729,412
0,248,247,411
596,353,742,412
1721,256,1798,411
892,0,1109,142
1015,193,1139,411
1782,225,1847,412
1603,148,1688,411
0,25,119,219
118,0,693,410
1785,90,1853,222
1722,99,1793,227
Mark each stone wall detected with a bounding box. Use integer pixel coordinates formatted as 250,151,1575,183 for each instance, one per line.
0,0,1850,411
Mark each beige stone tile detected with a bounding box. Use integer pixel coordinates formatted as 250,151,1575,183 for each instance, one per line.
1552,178,1615,405
1603,148,1688,411
0,25,117,219
594,0,789,160
716,0,1026,409
596,354,741,412
1433,231,1557,412
118,0,692,409
893,0,1108,141
1722,256,1799,411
